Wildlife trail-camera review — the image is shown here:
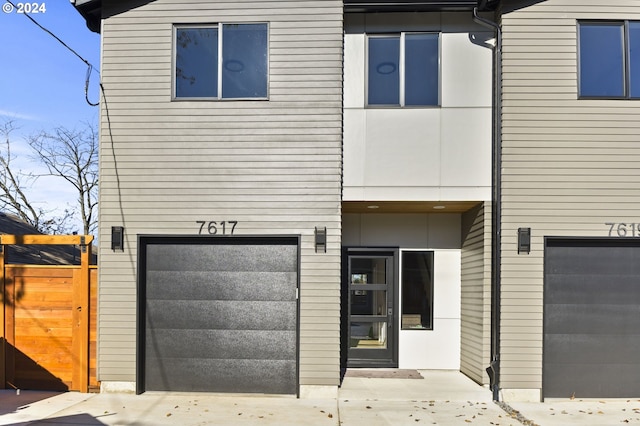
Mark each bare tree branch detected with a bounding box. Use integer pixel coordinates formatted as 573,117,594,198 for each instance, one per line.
0,120,46,231
28,122,98,235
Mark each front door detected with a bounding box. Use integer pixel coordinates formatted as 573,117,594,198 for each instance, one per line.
346,250,397,367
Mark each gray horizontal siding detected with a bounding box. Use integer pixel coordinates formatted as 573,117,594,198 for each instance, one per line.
460,203,491,385
98,0,343,386
500,0,640,391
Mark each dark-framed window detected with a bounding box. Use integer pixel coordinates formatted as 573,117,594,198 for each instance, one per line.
174,23,268,100
367,33,439,106
578,21,640,99
401,250,434,330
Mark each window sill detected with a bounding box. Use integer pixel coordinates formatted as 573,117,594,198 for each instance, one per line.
172,97,270,102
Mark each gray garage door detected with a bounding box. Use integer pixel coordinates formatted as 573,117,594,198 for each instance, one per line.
138,236,299,394
544,237,640,398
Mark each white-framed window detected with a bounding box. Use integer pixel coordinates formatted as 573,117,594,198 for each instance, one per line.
367,32,440,106
578,21,640,99
174,23,268,100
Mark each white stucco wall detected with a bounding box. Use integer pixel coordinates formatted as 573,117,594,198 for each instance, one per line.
343,213,461,369
343,13,493,202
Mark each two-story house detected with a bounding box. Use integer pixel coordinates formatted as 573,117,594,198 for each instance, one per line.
499,0,640,401
73,0,640,401
73,0,344,397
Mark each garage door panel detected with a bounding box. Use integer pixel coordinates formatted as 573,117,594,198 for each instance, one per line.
145,358,297,393
544,362,640,398
546,244,640,275
146,300,297,330
546,304,640,334
146,330,297,360
147,244,297,273
545,334,640,364
546,275,640,305
145,271,297,301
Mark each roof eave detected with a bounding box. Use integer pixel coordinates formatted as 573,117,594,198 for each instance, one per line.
344,0,500,13
71,0,102,34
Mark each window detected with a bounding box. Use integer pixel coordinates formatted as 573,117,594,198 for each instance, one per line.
578,21,640,98
367,33,439,106
401,251,434,330
174,23,268,99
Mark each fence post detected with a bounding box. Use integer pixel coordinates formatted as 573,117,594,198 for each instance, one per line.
78,236,91,392
0,239,4,389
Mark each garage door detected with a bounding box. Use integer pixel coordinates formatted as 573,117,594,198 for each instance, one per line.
138,236,299,394
544,237,640,398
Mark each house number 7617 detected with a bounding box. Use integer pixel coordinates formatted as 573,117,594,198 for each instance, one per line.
196,221,238,235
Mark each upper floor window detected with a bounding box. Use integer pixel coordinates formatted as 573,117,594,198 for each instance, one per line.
578,21,640,99
174,23,268,100
367,33,439,107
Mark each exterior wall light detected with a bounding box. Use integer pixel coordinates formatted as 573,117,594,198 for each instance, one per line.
315,227,327,253
518,227,531,254
111,226,125,251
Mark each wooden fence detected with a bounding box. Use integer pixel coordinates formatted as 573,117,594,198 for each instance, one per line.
0,235,97,392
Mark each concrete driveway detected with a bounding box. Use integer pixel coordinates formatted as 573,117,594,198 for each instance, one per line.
0,371,638,425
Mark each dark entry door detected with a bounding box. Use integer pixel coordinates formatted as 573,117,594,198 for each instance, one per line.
138,236,299,395
346,250,397,367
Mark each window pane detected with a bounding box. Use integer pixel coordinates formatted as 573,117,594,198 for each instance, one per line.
350,290,387,316
405,34,439,106
368,36,400,105
350,257,387,284
350,321,388,348
401,251,434,330
579,23,624,97
222,23,268,98
175,28,218,98
629,22,640,98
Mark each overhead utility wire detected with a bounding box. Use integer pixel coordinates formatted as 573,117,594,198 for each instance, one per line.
6,0,100,106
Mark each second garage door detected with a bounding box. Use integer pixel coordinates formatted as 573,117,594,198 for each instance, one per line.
138,236,299,395
544,237,640,398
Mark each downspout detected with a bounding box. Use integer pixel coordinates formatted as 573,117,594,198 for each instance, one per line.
473,5,502,402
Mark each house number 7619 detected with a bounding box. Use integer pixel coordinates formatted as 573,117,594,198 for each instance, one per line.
196,221,238,235
605,222,640,237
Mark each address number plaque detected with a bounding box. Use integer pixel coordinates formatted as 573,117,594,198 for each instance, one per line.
196,221,238,235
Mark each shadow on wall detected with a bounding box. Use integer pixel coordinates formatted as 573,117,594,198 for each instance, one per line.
103,0,157,18
501,0,548,14
0,275,25,308
2,339,69,392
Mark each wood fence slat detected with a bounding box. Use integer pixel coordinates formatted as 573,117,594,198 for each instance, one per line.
0,235,93,246
7,269,75,278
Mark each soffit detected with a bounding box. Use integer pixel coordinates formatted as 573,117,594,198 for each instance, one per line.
342,201,482,214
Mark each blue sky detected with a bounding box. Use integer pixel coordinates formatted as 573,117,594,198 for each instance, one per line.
0,1,100,230
1,1,100,131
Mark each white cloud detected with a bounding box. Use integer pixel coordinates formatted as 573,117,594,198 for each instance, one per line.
0,109,41,122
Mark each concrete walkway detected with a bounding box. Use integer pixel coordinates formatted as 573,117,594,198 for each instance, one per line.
0,371,638,425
